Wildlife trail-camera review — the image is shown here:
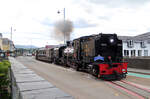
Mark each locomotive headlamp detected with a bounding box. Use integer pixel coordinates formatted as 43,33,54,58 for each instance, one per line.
110,39,114,43
122,69,126,72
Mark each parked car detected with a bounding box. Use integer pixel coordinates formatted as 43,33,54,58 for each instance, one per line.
27,53,32,56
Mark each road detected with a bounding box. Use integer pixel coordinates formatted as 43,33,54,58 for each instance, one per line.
16,56,150,99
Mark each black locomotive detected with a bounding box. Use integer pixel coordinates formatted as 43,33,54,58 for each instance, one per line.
36,33,127,80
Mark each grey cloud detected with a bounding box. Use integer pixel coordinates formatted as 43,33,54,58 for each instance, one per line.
74,18,97,28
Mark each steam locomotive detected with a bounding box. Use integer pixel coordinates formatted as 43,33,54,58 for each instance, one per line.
36,33,128,80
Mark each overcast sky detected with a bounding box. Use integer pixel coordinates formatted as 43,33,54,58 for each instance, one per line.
0,0,150,47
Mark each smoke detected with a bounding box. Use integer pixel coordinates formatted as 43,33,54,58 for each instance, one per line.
54,20,73,43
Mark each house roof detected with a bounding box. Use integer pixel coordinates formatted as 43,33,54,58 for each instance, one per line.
118,32,150,43
118,36,133,41
133,32,150,41
45,45,57,49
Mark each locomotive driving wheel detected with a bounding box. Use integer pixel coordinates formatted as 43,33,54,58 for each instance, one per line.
92,65,99,78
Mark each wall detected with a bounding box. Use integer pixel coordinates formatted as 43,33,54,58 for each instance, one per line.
124,58,150,70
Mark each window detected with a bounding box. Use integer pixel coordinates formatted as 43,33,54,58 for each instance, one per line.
138,50,142,56
144,50,148,56
140,41,146,48
127,40,134,48
124,50,129,56
131,50,136,56
2,39,9,45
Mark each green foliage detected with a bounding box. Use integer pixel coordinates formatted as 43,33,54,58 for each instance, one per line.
0,60,10,80
0,60,11,98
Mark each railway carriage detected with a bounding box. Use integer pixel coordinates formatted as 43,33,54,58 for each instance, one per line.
35,48,54,63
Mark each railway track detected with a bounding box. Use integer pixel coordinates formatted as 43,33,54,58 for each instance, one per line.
106,80,150,99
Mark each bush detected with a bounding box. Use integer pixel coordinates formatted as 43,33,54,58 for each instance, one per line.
0,60,11,99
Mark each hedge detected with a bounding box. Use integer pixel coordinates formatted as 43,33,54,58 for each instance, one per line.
0,60,11,99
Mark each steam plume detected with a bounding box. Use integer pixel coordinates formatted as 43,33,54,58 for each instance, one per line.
54,20,73,43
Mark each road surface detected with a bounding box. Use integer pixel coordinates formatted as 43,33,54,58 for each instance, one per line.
16,56,150,99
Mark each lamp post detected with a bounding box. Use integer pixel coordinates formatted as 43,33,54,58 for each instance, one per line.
58,8,66,44
11,26,12,41
63,8,66,44
10,26,16,55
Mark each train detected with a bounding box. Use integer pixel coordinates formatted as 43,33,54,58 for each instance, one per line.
35,33,128,80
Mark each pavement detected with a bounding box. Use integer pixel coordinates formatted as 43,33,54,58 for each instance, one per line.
9,57,74,99
128,68,150,75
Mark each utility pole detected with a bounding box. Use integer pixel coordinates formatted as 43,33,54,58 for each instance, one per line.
64,8,66,44
30,39,32,54
10,26,16,41
11,26,12,41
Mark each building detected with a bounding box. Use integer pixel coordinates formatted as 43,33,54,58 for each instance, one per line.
0,33,15,52
45,45,58,49
118,32,150,57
